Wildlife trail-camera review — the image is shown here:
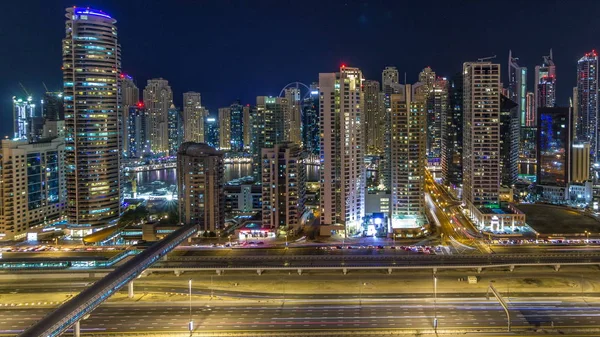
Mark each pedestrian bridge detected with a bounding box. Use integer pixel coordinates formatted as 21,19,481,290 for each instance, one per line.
18,224,198,337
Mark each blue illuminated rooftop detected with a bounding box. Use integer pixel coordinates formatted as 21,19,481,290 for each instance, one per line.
74,7,112,19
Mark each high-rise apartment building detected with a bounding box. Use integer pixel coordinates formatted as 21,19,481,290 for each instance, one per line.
219,101,245,152
243,105,252,151
390,84,427,227
508,50,528,127
419,67,436,93
121,75,139,157
177,142,224,232
427,77,448,160
283,88,301,144
218,107,231,151
363,80,383,154
183,92,206,143
167,105,182,156
571,143,590,183
382,66,399,94
63,7,121,231
441,73,463,186
462,62,501,210
143,78,172,155
251,96,287,177
319,66,365,234
261,143,306,230
576,51,599,161
204,116,219,149
500,95,520,187
537,107,572,187
0,138,66,241
125,104,148,158
302,84,320,155
525,91,536,127
42,92,64,121
535,50,556,110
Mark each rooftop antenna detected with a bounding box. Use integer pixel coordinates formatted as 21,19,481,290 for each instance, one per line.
404,72,407,85
549,48,553,60
478,55,497,62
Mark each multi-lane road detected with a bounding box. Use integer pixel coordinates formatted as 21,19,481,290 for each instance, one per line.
2,296,600,335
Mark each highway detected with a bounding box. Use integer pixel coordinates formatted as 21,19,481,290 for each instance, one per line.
3,297,600,335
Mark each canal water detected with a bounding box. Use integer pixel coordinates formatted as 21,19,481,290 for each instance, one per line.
135,163,320,186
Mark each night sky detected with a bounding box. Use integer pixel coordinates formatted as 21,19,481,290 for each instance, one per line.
2,0,600,138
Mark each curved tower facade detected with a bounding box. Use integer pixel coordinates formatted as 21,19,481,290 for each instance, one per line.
63,7,121,232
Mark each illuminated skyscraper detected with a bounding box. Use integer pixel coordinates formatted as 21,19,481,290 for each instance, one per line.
508,50,528,126
535,50,556,110
462,62,501,211
125,103,148,158
243,105,252,151
302,83,320,155
167,105,182,156
251,96,287,177
261,142,305,230
204,116,219,149
183,92,206,143
283,88,301,144
363,80,383,154
500,95,520,186
319,66,365,234
576,51,599,161
42,92,64,121
537,107,572,201
12,96,35,140
121,75,138,157
390,83,427,227
441,73,463,186
218,100,245,152
419,67,436,93
143,78,173,155
177,142,224,232
218,107,231,151
63,7,121,231
426,76,448,160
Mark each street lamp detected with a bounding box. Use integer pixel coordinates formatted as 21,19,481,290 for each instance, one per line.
433,274,438,330
188,279,193,335
585,230,590,243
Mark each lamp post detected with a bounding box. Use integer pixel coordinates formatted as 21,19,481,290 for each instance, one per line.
188,279,193,335
228,235,232,248
433,274,438,330
285,233,288,249
585,230,590,243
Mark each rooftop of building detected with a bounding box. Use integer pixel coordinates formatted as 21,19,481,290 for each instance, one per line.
178,142,222,157
516,203,600,235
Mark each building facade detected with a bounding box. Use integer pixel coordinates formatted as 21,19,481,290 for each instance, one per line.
390,84,427,229
363,80,383,155
125,104,148,158
508,50,528,127
183,92,206,143
0,138,66,241
261,143,306,231
177,142,224,232
143,78,173,155
462,62,501,211
319,66,365,234
63,7,121,231
500,95,520,187
441,73,463,187
576,51,599,161
205,116,219,149
534,50,556,110
167,105,182,156
302,84,320,155
537,107,572,188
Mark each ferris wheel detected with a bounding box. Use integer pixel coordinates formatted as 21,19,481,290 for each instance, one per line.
278,81,313,100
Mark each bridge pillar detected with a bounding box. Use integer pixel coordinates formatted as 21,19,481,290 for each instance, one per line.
257,269,263,275
73,320,80,337
216,269,223,276
174,270,183,277
432,267,437,274
509,265,515,272
297,269,302,275
477,267,483,274
387,268,393,275
342,268,348,275
128,281,134,298
554,264,560,272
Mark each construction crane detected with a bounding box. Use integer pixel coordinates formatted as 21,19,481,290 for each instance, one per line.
42,82,49,93
477,55,497,62
18,82,30,97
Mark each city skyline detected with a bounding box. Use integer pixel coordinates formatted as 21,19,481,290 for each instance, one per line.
3,1,600,138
